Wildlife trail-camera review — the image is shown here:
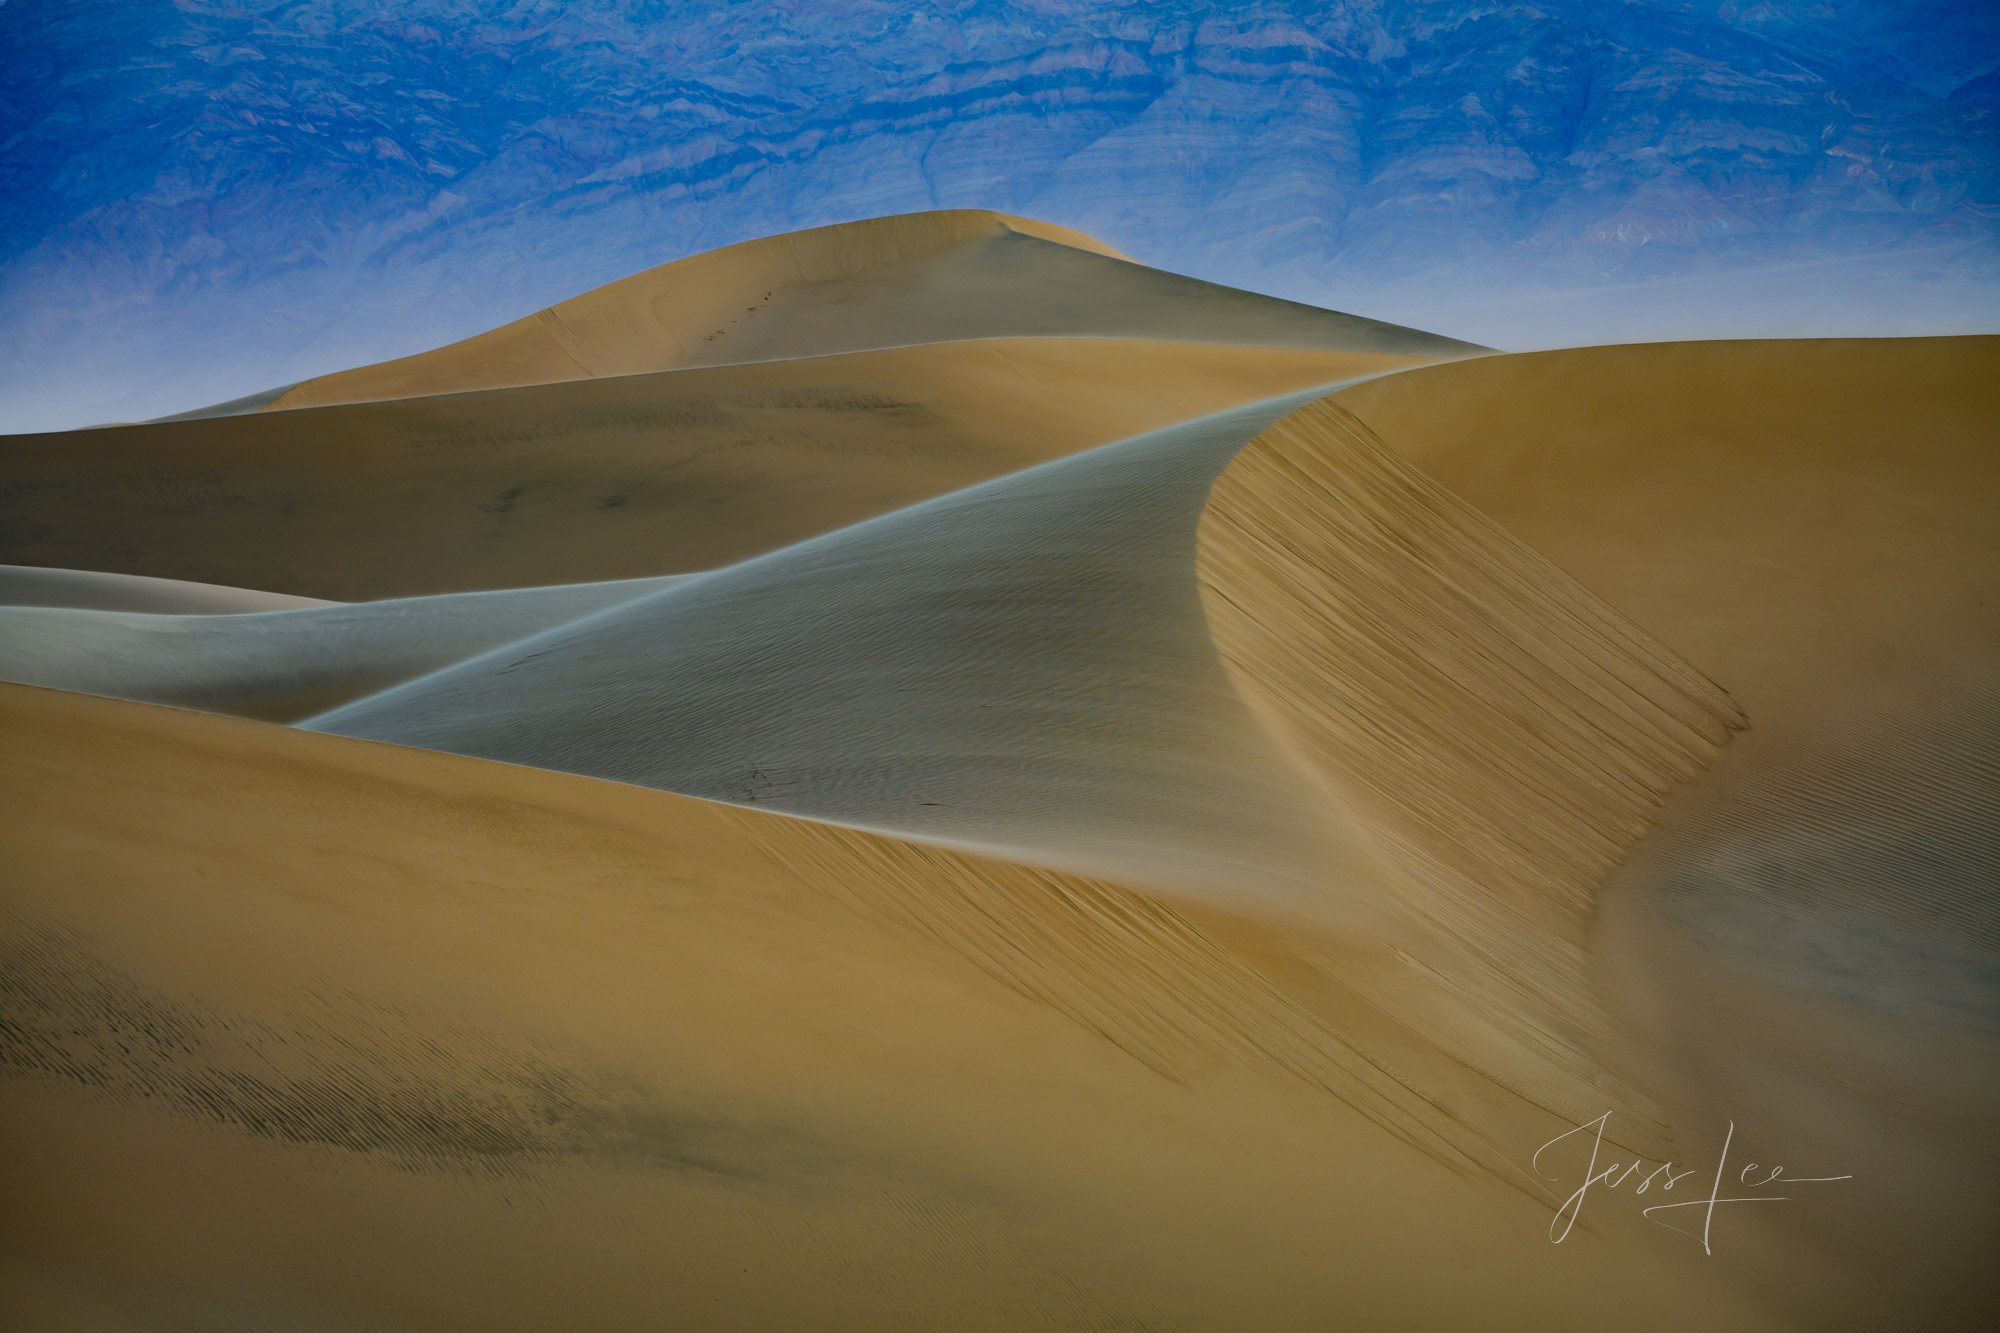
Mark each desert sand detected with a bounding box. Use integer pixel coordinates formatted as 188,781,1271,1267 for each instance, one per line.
2,683,1781,1331
1333,338,2000,1326
237,209,1478,413
2,215,1992,1331
1,338,1440,599
0,564,335,614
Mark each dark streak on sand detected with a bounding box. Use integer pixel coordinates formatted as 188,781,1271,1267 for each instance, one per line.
0,920,800,1181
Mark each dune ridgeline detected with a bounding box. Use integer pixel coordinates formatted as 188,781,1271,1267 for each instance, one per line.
2,211,1993,1331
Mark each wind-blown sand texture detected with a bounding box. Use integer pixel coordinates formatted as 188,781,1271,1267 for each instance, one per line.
1330,338,2000,1327
2,215,1992,1331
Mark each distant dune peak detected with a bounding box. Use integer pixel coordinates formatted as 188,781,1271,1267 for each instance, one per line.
246,209,1479,415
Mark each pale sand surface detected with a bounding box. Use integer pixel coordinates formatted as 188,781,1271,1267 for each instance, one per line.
0,575,685,721
1,684,1776,1332
5,377,1748,1162
245,210,1478,413
0,338,1429,599
304,389,1741,1165
0,563,336,614
1334,338,2000,1328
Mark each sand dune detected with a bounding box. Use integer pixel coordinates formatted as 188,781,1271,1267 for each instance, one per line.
220,210,1478,414
3,196,1992,1333
6,372,1752,1156
1,338,1431,599
0,575,684,721
1332,337,2000,1327
1,684,1777,1332
308,394,1345,895
301,388,1742,1155
0,564,334,614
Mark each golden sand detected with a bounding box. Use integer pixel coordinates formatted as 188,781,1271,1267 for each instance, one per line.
258,210,1473,412
1,685,1775,1331
2,338,1431,599
3,212,1992,1329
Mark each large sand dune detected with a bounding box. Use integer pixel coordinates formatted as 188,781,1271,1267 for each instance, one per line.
2,209,1992,1330
295,388,1747,1146
1,684,1777,1332
1329,337,2000,1326
2,338,1431,599
210,210,1478,414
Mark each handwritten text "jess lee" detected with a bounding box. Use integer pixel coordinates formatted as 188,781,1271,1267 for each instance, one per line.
1533,1113,1851,1254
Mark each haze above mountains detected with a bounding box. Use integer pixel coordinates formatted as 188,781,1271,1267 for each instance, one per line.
4,0,1997,432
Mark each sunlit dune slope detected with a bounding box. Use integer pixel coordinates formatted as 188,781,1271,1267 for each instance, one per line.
7,318,1990,1329
201,210,1478,414
0,338,1426,599
1331,336,2000,1328
306,389,1743,1145
1194,396,1746,1154
0,684,1775,1333
0,575,684,721
1329,338,1997,771
1327,337,1999,1009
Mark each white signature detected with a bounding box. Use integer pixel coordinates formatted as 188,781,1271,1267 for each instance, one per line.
1532,1113,1851,1254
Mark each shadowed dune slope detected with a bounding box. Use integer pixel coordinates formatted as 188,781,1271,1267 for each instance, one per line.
0,338,1424,599
309,394,1345,896
0,685,1775,1332
221,210,1478,414
306,390,1743,1144
0,576,685,722
1331,337,2000,1329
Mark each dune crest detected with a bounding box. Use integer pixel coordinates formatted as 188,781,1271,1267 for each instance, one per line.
1200,400,1745,918
240,210,1477,413
1197,397,1747,1136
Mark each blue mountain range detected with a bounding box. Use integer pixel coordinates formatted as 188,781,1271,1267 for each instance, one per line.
3,0,1996,431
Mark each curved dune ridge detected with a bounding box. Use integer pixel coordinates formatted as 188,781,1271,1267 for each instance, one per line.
289,387,1740,1151
4,206,1995,1330
1331,336,2000,1327
1195,398,1746,1141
